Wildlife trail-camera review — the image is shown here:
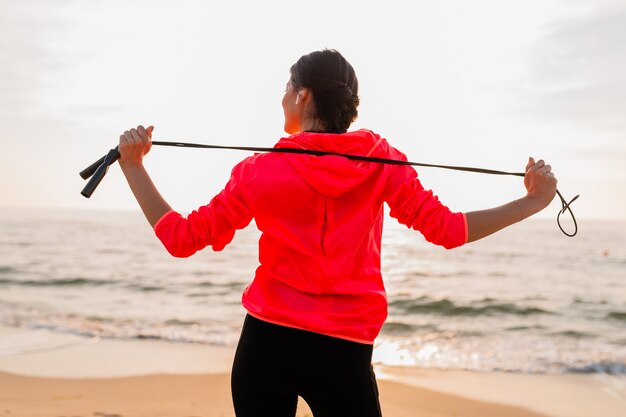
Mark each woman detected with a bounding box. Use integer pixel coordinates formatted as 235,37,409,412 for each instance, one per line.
118,49,557,417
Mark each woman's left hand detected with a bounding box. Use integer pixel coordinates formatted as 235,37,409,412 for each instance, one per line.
466,157,558,242
524,157,557,208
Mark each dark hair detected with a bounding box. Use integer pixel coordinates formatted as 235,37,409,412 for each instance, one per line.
290,49,359,134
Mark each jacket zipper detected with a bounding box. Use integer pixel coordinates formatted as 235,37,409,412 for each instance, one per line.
320,196,328,257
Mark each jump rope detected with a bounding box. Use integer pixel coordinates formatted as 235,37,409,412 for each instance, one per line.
79,141,579,237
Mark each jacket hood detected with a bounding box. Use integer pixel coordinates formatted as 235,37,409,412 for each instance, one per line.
274,129,391,197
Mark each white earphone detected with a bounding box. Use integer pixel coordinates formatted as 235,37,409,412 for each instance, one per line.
295,92,301,105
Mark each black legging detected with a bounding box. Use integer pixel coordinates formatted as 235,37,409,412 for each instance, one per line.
231,314,382,417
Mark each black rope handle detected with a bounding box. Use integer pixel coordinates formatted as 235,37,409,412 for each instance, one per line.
80,140,579,236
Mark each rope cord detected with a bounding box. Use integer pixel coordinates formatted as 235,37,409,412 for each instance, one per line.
151,140,579,237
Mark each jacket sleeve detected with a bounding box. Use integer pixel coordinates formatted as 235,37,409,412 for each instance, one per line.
383,161,467,250
152,160,253,257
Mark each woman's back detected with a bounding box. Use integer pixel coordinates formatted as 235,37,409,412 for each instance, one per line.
154,128,467,343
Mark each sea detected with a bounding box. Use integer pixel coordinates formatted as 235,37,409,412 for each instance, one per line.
0,207,624,375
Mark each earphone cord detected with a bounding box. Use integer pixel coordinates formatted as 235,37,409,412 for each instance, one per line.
151,140,579,237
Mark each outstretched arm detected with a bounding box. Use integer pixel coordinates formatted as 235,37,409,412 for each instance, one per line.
118,125,172,227
465,157,557,242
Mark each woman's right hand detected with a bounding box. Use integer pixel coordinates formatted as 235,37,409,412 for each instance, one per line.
119,125,154,166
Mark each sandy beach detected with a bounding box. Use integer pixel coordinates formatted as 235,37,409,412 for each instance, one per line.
1,326,624,417
0,370,554,417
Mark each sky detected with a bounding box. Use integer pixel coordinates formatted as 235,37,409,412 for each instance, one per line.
0,0,624,221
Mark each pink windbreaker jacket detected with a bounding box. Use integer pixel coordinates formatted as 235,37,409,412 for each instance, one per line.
154,129,467,344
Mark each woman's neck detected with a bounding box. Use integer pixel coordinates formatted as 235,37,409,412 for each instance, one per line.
300,117,326,133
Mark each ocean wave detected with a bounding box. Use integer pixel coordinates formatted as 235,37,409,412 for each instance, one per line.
573,297,608,305
191,270,217,277
1,314,239,346
186,292,212,298
409,270,474,279
565,362,626,375
164,319,201,326
381,321,438,335
124,283,166,292
193,280,248,288
607,311,626,321
389,296,553,317
0,277,117,287
504,325,547,331
0,266,18,274
551,330,596,339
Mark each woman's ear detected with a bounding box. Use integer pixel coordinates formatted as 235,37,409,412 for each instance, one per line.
296,88,313,107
